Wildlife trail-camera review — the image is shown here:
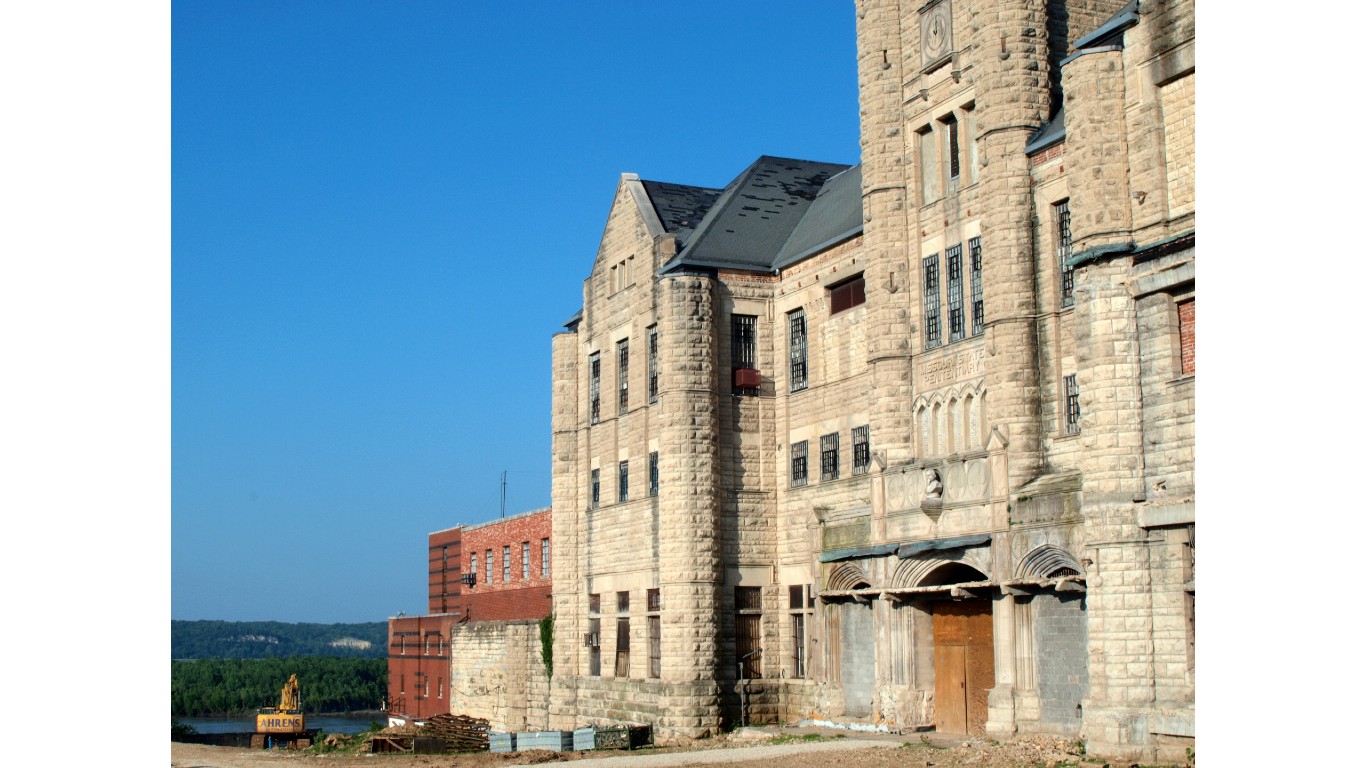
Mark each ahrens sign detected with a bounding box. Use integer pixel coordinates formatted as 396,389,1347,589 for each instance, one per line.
256,714,304,733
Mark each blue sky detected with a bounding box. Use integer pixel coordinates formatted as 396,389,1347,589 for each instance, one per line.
172,1,861,623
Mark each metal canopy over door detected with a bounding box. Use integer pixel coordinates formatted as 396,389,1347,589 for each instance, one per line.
932,600,994,735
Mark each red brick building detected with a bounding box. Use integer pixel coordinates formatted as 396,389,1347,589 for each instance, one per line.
387,508,553,721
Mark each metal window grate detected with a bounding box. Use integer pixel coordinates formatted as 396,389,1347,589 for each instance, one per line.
735,586,762,612
648,451,659,496
589,353,600,424
1064,373,1081,435
791,612,806,679
732,314,758,395
617,339,629,415
590,468,600,509
790,441,808,487
618,460,629,502
969,236,984,336
820,432,839,482
736,613,762,679
788,309,807,391
1056,200,1074,307
923,254,941,349
852,425,870,476
647,325,658,403
947,244,965,341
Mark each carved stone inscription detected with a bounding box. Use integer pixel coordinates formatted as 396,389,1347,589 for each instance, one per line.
919,347,985,388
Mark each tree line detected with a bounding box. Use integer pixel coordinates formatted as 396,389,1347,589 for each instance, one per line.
172,620,387,659
171,657,387,716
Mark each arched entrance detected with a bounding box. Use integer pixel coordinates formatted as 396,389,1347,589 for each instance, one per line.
923,563,994,736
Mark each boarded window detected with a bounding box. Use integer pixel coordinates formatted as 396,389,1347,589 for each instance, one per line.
648,615,661,679
829,274,866,314
615,617,631,677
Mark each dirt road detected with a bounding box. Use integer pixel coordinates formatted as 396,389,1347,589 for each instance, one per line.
171,730,1109,768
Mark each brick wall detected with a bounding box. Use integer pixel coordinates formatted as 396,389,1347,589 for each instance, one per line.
427,527,463,615
387,615,458,720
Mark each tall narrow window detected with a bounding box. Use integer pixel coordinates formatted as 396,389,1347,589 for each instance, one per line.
947,243,965,341
945,114,960,181
485,549,493,584
732,314,758,395
736,587,763,679
521,541,530,579
589,352,601,425
1055,199,1074,307
1178,298,1195,375
820,432,840,482
541,538,550,577
923,254,942,349
790,441,808,487
617,339,629,415
969,236,985,336
590,468,600,509
919,127,938,204
788,309,808,392
964,104,979,185
587,616,601,677
615,591,631,678
788,585,813,679
647,325,659,403
644,591,661,678
502,545,510,582
648,451,659,496
1063,374,1081,435
470,552,477,582
618,460,629,502
852,425,870,476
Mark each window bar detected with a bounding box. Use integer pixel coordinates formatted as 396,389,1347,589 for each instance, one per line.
969,236,984,336
947,243,964,342
923,254,941,349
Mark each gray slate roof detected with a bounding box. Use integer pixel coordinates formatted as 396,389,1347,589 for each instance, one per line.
773,164,863,270
661,156,853,274
639,180,723,245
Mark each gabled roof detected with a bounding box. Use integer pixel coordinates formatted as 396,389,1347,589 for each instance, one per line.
773,164,863,270
639,181,723,247
661,156,852,274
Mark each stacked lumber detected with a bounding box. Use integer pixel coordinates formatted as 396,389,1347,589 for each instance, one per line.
422,713,490,752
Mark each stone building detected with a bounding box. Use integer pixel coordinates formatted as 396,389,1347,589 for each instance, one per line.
546,1,1193,763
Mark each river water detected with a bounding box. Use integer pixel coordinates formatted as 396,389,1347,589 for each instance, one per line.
179,714,382,734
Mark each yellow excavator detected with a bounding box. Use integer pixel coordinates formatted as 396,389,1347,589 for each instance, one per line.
254,674,309,746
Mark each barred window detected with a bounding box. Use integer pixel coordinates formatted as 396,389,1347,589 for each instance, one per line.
590,468,600,509
1064,374,1081,435
852,425,870,476
788,309,808,392
617,338,629,415
923,254,942,349
736,587,763,679
618,460,629,502
589,353,601,425
502,545,510,582
790,612,807,679
521,541,530,580
647,325,658,404
648,451,659,496
732,314,758,395
790,441,808,487
1055,199,1074,307
820,432,839,482
541,538,550,577
947,243,965,342
969,236,985,336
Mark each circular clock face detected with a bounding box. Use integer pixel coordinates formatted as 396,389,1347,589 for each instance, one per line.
923,5,951,62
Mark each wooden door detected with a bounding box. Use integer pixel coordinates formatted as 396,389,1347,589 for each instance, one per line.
933,600,994,735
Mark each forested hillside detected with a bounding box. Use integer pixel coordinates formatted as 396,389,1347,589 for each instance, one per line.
172,620,387,659
172,657,386,716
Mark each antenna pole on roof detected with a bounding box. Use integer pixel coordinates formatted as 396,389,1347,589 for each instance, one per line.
500,470,507,518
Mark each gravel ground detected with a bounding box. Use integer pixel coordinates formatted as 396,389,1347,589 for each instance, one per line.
171,728,1118,768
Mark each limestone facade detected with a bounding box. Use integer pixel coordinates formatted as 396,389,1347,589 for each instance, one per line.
548,1,1193,762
